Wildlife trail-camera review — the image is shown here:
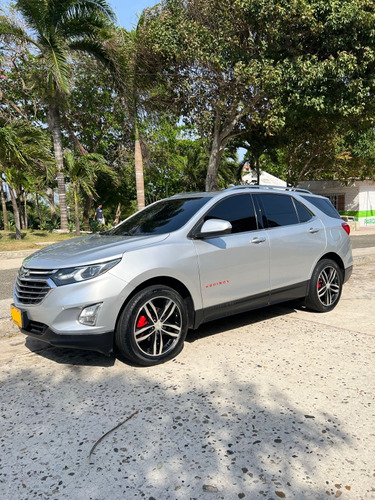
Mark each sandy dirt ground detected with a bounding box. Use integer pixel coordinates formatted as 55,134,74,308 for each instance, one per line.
0,250,374,500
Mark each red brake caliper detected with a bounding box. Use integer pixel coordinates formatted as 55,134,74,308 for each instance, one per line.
136,315,148,328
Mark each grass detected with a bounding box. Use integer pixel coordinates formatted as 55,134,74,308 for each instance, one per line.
0,230,80,252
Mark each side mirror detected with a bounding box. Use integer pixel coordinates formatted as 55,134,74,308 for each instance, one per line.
194,219,232,239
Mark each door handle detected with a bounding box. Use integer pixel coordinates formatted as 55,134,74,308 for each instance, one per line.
251,237,266,244
308,227,320,234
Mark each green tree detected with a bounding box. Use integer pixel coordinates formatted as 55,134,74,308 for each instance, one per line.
103,27,154,210
0,120,53,239
143,118,238,200
0,0,116,230
65,53,129,227
275,123,350,186
139,0,375,190
343,128,375,180
64,150,117,235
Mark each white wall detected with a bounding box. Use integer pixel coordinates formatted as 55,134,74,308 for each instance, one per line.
359,185,375,226
299,180,375,226
299,180,359,210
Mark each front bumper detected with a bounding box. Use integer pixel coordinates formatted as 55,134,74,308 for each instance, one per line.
13,269,131,331
19,316,114,355
12,269,132,356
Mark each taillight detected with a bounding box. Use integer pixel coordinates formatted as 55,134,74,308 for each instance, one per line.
341,222,350,235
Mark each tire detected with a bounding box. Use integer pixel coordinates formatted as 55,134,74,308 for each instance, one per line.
115,285,188,366
305,259,343,312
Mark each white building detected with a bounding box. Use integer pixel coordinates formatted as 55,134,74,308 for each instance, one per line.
242,169,287,187
298,179,375,227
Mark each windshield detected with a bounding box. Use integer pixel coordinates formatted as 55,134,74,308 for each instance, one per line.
106,197,210,236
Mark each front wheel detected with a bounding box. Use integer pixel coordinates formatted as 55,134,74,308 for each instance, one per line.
305,259,343,312
115,285,188,366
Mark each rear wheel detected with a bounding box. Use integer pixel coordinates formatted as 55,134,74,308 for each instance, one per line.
115,285,188,366
306,259,343,312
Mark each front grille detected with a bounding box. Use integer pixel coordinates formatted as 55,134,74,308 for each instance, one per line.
15,267,56,305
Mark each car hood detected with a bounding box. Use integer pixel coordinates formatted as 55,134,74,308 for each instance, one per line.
22,233,170,269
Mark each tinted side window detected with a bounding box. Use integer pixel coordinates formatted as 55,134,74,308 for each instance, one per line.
294,199,313,223
301,195,341,219
204,194,258,233
258,194,298,227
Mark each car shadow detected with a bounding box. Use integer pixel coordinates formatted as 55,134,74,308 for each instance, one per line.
186,299,303,343
24,300,305,366
25,336,116,367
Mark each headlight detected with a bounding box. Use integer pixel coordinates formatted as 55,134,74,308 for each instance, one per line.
52,258,121,286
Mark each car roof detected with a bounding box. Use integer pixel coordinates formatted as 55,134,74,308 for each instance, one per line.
170,185,314,199
170,192,218,199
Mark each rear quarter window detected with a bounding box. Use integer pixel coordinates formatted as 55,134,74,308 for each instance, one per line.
301,196,341,219
293,199,313,223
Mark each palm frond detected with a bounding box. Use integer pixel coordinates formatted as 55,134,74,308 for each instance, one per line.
39,33,71,94
0,127,29,168
0,120,54,180
0,15,38,47
62,0,116,25
14,0,49,33
69,36,111,66
64,149,118,198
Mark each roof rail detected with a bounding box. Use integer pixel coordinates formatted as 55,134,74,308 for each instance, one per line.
225,185,311,194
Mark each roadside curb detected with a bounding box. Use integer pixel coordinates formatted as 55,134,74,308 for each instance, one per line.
0,250,35,260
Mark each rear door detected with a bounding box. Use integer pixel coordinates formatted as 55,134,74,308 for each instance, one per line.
193,194,270,310
254,193,327,293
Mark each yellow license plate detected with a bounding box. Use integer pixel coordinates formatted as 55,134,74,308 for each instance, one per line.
10,305,23,328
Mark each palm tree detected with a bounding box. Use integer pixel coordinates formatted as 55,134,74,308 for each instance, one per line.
64,151,117,235
0,0,115,230
104,28,150,210
0,120,53,239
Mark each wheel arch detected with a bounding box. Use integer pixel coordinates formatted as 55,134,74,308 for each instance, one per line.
307,253,345,297
305,253,344,312
318,252,345,275
115,276,196,332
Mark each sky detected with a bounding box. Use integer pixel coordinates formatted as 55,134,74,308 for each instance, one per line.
107,0,159,30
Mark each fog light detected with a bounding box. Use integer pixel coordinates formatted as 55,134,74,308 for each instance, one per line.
78,303,102,326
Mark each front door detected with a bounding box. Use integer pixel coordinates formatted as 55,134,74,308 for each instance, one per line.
193,194,270,314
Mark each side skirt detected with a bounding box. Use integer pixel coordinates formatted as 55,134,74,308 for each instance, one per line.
194,281,309,329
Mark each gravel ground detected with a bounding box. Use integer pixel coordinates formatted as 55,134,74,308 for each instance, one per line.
0,250,374,500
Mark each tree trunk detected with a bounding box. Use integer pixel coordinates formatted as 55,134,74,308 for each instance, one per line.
255,158,261,184
9,187,22,240
74,189,80,236
205,107,244,191
23,192,28,230
48,102,69,231
47,187,57,224
0,180,9,230
114,202,122,226
35,193,42,228
205,122,225,191
83,193,93,231
134,120,145,210
17,189,26,229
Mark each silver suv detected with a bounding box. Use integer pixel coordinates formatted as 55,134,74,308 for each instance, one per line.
11,186,353,366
